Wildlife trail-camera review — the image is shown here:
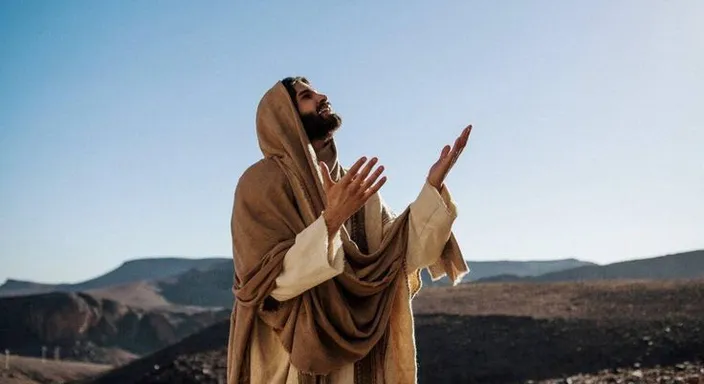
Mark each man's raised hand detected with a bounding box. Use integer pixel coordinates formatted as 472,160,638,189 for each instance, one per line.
320,157,387,236
427,125,472,190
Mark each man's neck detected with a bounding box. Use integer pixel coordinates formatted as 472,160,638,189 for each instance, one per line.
312,136,338,175
310,137,332,151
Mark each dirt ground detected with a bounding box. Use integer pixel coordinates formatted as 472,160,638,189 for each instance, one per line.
82,278,704,384
0,355,111,384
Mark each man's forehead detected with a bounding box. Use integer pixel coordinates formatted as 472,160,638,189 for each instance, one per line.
293,82,316,94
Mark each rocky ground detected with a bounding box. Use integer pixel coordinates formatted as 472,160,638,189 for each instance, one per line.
80,279,704,384
536,361,704,384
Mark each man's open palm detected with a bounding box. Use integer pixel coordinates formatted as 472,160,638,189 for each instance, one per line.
427,125,472,190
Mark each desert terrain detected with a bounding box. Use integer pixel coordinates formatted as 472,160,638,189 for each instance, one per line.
81,277,704,384
2,250,701,383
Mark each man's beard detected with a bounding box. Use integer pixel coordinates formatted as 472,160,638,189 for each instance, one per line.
300,111,342,141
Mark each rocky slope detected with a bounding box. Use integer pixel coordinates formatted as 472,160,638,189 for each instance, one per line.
0,291,229,365
536,361,704,383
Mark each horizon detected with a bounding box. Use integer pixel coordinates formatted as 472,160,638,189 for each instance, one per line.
3,247,703,286
1,1,703,284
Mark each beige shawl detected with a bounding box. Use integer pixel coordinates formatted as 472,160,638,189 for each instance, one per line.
227,81,468,383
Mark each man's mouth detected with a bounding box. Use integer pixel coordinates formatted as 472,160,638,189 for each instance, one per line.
317,104,332,115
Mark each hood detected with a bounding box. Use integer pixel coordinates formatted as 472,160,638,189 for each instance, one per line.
254,81,341,214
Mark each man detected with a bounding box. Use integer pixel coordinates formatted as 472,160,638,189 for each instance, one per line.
227,76,472,384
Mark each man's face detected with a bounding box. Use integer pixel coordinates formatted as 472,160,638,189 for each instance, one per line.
292,82,342,141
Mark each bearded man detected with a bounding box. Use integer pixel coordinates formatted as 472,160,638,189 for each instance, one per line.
227,76,472,384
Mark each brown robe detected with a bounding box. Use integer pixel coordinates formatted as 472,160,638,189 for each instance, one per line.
227,81,469,384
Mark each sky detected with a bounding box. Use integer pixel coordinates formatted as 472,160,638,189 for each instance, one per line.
1,0,702,284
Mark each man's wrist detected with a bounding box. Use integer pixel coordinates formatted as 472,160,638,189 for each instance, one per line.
323,211,343,237
426,177,444,192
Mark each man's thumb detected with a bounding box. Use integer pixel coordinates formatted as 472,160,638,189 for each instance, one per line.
319,161,333,188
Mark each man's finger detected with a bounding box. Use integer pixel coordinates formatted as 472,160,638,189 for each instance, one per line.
355,157,378,185
460,125,471,147
319,161,334,190
360,165,384,191
440,145,451,159
341,156,368,185
452,125,472,164
363,176,387,200
450,126,471,158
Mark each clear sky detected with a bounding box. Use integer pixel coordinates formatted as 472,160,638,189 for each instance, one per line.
1,0,702,284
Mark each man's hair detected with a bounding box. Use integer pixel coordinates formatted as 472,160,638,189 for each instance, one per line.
281,76,309,111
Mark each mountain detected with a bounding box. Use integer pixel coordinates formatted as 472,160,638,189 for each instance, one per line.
0,257,229,298
0,291,229,365
157,263,235,308
0,279,58,296
462,258,597,280
421,258,595,286
526,250,704,282
70,257,229,291
85,263,236,311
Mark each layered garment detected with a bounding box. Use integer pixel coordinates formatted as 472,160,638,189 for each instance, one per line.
227,81,469,384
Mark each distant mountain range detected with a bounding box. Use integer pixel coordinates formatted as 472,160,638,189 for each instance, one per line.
421,258,595,286
477,250,704,283
0,257,228,298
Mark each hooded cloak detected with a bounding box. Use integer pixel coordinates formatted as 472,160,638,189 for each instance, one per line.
227,80,468,384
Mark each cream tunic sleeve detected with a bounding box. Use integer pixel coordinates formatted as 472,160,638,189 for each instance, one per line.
268,215,345,302
404,181,458,272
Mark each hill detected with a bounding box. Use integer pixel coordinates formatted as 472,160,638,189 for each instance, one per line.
462,258,596,280
81,279,704,383
0,355,111,384
421,258,595,286
0,291,229,365
529,249,704,282
0,257,229,298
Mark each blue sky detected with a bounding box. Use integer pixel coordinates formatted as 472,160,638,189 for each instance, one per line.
1,0,702,284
